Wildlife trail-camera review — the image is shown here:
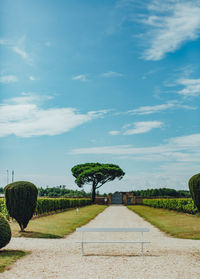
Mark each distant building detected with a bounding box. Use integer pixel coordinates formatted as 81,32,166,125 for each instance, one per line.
108,192,139,205
94,191,143,205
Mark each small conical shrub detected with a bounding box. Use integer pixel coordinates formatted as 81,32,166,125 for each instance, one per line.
0,213,11,249
5,181,38,231
189,173,200,211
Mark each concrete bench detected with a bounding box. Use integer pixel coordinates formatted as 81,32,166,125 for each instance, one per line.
76,227,150,256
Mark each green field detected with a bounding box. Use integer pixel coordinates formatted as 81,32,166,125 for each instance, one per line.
128,205,200,239
10,205,107,238
0,250,29,273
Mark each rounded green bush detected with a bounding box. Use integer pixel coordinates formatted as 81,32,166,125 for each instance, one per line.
189,173,200,211
0,213,11,249
5,181,38,231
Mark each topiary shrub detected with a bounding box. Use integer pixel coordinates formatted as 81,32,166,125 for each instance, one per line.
0,213,11,249
4,181,38,232
189,173,200,211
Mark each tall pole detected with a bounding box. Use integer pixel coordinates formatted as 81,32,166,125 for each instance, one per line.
12,170,14,183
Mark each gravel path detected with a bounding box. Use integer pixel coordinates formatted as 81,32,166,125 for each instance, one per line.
2,205,200,279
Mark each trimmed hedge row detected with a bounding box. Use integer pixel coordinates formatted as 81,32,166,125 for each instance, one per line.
35,198,91,215
5,181,38,231
0,213,11,249
0,198,91,216
0,198,4,210
0,199,7,217
143,198,198,214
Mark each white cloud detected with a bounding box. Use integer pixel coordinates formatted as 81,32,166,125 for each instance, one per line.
29,76,36,81
0,95,107,137
109,130,120,135
142,1,200,60
12,46,30,61
109,121,163,136
70,133,200,163
123,121,163,135
0,36,31,63
128,100,196,115
0,75,18,83
128,103,173,115
177,78,200,97
72,74,88,82
4,93,51,105
121,165,199,190
101,71,123,78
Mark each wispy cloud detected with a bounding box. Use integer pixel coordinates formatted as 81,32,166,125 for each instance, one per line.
124,121,163,135
29,76,36,81
0,75,18,83
142,69,158,80
118,163,200,189
12,46,30,61
101,71,123,78
109,130,120,135
109,121,163,136
0,39,9,45
177,78,200,97
0,95,107,137
128,100,196,115
141,1,200,60
71,133,200,163
72,74,88,82
0,36,32,63
4,93,50,104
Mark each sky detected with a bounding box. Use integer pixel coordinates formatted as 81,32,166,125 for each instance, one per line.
0,0,200,193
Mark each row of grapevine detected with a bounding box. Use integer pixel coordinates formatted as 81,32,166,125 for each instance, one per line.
0,199,5,213
0,198,91,217
35,198,91,215
0,199,8,217
143,198,198,214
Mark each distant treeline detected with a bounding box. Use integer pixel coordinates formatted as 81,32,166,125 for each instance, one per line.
38,185,90,197
37,185,106,198
0,186,90,197
132,188,191,198
0,185,191,198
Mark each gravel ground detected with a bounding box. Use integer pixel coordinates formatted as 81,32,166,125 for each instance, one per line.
2,205,200,279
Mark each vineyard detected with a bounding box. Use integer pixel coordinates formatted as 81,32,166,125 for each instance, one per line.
0,197,91,217
143,198,198,214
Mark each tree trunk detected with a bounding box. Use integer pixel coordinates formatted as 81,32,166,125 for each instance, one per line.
92,185,96,203
20,223,25,232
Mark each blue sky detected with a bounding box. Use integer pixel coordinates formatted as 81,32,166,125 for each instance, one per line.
0,0,200,193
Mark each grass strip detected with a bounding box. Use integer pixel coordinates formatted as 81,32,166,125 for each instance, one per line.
0,250,29,273
10,205,107,238
128,205,200,240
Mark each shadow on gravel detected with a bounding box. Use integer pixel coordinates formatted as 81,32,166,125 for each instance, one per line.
15,231,62,239
84,253,160,257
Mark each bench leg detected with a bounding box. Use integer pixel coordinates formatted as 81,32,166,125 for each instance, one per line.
81,232,84,256
141,232,144,256
141,242,144,256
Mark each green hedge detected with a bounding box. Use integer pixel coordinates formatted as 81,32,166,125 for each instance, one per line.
0,199,4,210
0,199,8,217
0,198,91,216
143,198,198,214
35,198,91,215
5,181,38,231
0,213,11,249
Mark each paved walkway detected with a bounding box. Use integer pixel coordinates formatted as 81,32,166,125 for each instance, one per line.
2,205,200,279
